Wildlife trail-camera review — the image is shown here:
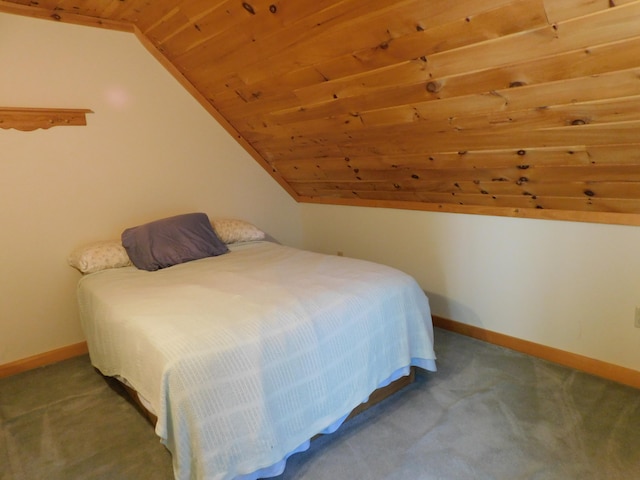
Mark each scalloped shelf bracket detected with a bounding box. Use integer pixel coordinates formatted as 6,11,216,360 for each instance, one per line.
0,107,93,131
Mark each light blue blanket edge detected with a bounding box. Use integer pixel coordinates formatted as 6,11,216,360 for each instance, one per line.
236,358,437,480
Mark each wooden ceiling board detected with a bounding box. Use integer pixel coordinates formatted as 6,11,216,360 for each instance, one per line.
2,0,640,225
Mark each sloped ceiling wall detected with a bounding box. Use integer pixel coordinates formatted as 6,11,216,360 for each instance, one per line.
3,0,640,225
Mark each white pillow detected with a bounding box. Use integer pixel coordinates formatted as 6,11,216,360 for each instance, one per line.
68,240,132,274
211,218,265,244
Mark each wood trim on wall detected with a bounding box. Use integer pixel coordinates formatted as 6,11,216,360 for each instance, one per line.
0,107,93,131
432,315,640,390
300,196,640,227
0,342,88,379
2,318,638,390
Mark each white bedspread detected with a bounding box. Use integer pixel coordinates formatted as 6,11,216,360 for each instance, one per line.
77,241,436,480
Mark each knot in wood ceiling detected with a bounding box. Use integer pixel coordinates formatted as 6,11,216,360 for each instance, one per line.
4,0,640,225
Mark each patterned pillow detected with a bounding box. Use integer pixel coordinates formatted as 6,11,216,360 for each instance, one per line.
211,218,265,244
68,240,131,274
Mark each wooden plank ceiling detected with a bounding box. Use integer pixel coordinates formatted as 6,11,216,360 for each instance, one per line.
3,0,640,224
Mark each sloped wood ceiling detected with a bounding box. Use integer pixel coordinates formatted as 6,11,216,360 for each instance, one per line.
3,0,640,225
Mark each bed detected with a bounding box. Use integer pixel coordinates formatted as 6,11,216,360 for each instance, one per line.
71,214,437,480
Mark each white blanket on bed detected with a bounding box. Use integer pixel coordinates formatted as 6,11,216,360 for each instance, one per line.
77,241,436,480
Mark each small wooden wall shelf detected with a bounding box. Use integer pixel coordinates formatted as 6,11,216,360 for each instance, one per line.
0,107,93,131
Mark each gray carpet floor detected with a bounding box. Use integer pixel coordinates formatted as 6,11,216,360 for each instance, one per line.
1,328,638,480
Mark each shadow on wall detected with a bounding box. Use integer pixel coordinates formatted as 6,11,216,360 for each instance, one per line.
424,291,484,330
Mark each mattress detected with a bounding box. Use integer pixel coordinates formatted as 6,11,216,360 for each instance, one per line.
77,241,437,479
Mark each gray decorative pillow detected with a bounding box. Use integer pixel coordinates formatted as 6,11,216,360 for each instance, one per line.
121,212,228,271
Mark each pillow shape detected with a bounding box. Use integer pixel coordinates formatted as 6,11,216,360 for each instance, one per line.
68,240,132,274
211,218,265,244
121,212,228,271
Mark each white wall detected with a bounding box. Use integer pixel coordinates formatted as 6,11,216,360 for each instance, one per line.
0,14,303,364
300,204,640,372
